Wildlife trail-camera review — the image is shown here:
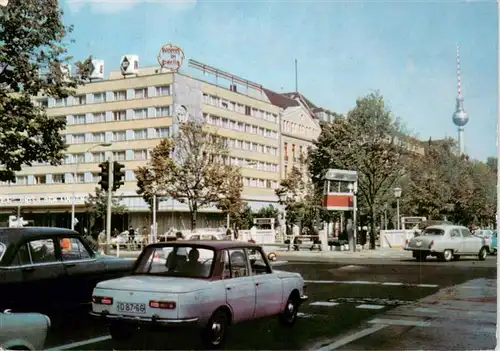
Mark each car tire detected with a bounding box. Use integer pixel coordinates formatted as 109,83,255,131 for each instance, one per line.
443,249,453,262
478,247,488,261
279,294,299,327
201,309,229,349
109,323,133,342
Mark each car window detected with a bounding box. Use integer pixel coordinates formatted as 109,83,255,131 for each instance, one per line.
450,229,461,238
60,237,92,261
223,248,249,279
422,228,445,236
460,228,472,238
27,239,57,264
247,248,272,275
13,244,31,266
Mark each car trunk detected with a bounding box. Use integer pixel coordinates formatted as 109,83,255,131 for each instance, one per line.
408,235,442,250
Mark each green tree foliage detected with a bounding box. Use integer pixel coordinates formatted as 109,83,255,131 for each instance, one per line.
309,93,408,249
85,187,128,220
135,121,242,230
0,0,91,182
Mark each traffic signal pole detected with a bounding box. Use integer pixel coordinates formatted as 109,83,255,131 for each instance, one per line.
105,156,114,255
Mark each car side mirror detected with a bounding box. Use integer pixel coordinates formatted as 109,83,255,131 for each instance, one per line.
267,252,277,261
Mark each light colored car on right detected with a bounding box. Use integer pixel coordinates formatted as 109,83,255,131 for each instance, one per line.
0,309,51,350
404,224,490,262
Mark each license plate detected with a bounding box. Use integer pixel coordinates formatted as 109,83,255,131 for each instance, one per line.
116,302,147,314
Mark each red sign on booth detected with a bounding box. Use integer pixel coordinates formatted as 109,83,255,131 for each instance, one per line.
323,194,353,211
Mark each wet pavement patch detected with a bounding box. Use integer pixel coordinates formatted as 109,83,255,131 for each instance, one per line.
328,297,413,306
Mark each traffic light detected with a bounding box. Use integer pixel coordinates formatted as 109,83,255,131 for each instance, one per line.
112,161,125,191
98,161,110,191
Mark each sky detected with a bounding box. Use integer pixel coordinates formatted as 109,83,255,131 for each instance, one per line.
62,0,497,161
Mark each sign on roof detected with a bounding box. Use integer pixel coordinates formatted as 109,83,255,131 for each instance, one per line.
157,43,185,72
324,169,358,182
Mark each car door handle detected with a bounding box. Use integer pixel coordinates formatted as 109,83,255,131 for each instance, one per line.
226,287,232,291
65,263,76,268
22,267,35,273
255,282,260,286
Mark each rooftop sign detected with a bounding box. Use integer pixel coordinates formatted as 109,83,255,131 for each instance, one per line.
157,43,185,72
325,169,358,182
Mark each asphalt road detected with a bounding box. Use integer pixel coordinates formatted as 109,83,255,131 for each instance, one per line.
42,256,496,350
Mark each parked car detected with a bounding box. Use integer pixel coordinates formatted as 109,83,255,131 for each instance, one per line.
91,241,308,348
0,227,135,311
0,309,51,350
490,231,497,255
404,224,490,262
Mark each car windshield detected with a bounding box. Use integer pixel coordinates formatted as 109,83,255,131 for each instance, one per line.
134,245,215,279
422,228,445,236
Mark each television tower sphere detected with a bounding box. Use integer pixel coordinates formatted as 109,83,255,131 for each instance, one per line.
452,102,469,127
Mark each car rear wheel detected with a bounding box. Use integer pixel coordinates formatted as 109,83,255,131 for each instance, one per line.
202,309,229,349
478,247,487,261
279,294,299,326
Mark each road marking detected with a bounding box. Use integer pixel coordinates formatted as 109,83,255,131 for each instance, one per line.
414,307,439,313
305,280,439,288
369,318,431,327
356,304,385,310
44,335,111,351
297,312,314,318
310,301,339,307
314,324,388,351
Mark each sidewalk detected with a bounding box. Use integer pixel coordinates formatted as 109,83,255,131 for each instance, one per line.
312,278,497,350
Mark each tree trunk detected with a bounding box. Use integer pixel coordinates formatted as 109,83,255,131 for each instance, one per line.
190,202,198,231
369,211,376,250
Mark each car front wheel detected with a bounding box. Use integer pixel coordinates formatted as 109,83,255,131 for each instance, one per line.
279,294,299,326
202,309,229,349
442,249,454,262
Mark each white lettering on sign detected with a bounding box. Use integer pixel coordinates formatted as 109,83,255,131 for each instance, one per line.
325,169,358,181
0,196,88,206
157,43,185,72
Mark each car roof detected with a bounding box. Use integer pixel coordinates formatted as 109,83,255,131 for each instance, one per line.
424,224,466,231
0,227,79,245
148,240,260,250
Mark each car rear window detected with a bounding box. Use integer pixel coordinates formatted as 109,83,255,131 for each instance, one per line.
422,228,445,236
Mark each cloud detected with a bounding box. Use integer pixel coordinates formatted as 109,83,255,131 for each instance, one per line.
65,0,197,15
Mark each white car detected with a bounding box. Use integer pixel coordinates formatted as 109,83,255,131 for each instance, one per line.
0,309,51,350
91,241,307,348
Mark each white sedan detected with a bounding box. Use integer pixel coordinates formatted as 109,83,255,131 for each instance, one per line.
90,241,307,348
0,309,51,350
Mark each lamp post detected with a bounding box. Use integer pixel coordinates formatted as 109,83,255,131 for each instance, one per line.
348,182,358,252
71,143,111,231
393,186,402,230
277,192,288,249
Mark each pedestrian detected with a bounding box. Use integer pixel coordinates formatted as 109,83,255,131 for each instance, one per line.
97,230,106,254
141,226,148,246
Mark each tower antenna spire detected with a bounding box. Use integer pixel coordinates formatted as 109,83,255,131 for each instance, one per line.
452,43,469,155
456,43,462,99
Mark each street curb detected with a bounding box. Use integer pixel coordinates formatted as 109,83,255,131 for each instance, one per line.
308,278,497,350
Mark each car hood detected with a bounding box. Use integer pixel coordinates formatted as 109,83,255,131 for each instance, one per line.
274,270,301,279
95,275,211,293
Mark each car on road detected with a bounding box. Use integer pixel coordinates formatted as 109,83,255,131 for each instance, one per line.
0,309,51,350
90,241,308,348
404,224,490,262
489,231,497,255
0,227,135,311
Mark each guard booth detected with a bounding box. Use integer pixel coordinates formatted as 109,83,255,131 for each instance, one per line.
401,217,426,230
323,169,359,250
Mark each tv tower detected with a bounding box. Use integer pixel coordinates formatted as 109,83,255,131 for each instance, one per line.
452,44,469,155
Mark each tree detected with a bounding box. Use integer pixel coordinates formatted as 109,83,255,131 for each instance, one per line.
85,187,128,229
309,93,408,249
136,121,242,230
217,166,244,229
0,0,91,182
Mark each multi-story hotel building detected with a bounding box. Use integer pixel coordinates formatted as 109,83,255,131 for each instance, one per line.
0,49,323,233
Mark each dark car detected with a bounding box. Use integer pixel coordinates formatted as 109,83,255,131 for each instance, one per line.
0,227,134,312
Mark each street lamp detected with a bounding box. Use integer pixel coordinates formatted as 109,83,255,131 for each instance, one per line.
393,186,402,230
277,192,288,249
348,182,358,251
71,142,112,231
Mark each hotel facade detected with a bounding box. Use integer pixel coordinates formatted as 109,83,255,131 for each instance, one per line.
0,50,324,233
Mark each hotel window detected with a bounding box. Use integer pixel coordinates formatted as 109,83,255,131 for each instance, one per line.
54,98,66,107
113,151,126,161
113,131,126,141
284,143,288,161
72,134,85,144
156,105,170,117
73,153,85,164
74,173,84,183
114,90,126,101
15,176,27,185
52,174,65,184
33,175,47,185
221,100,228,109
91,173,101,182
134,149,148,160
93,112,105,123
94,92,106,103
134,88,147,99
155,127,170,138
292,144,296,160
113,110,126,121
92,132,105,142
156,85,170,96
203,93,209,103
74,95,86,105
134,108,147,119
92,152,105,163
37,99,48,108
245,106,251,116
133,129,147,140
73,114,86,125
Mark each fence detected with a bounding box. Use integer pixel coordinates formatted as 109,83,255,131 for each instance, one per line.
380,230,415,248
